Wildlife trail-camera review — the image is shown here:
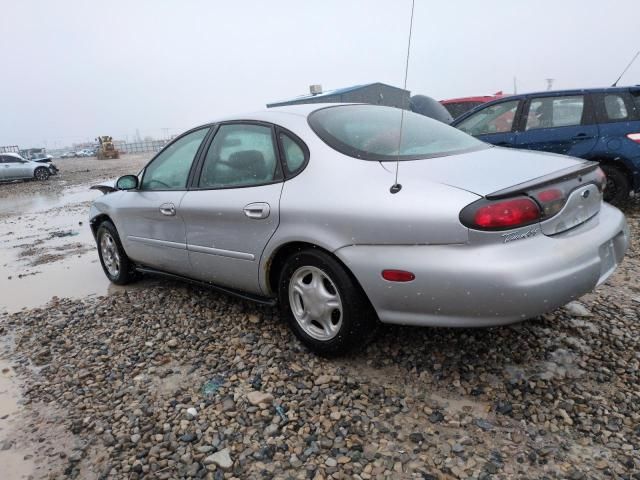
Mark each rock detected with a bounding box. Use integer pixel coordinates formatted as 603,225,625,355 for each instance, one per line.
186,407,198,417
204,448,233,470
246,391,274,406
167,338,178,348
564,301,592,317
180,433,197,443
429,411,444,423
409,432,424,443
475,418,494,431
314,375,332,386
0,440,12,451
130,434,141,444
325,457,337,467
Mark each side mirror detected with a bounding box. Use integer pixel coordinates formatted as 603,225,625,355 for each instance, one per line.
116,175,138,190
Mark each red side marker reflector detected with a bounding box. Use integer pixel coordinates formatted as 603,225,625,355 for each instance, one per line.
382,270,415,282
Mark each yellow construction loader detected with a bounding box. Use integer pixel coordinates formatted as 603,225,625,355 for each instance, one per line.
96,136,120,159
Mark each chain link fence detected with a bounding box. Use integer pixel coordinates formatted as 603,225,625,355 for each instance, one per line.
0,145,20,154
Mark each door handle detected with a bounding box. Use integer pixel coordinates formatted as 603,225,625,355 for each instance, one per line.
243,202,270,219
572,133,589,139
159,203,176,216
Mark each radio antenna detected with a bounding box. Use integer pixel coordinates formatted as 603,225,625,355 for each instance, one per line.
612,50,639,87
390,0,415,194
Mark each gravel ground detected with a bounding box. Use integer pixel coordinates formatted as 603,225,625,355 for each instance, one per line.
0,198,638,478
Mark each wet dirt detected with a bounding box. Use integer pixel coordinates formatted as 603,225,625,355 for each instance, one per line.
0,184,140,313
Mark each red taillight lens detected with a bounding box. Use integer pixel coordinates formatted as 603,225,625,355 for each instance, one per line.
473,198,540,229
626,133,640,143
382,270,415,282
536,188,563,202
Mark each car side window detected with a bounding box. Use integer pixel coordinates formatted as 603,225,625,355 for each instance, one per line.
456,100,519,136
141,128,209,191
632,90,640,114
525,95,584,130
199,124,280,189
279,132,307,175
603,94,629,120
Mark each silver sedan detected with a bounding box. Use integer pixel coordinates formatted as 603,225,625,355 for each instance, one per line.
89,104,630,356
1,152,54,181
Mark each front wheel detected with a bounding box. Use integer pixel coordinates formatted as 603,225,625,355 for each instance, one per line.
600,164,630,206
34,167,50,181
278,249,378,356
96,221,137,285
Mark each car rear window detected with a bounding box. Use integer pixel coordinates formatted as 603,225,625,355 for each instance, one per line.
308,104,486,161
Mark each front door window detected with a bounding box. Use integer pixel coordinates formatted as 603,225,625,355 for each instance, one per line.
141,128,209,190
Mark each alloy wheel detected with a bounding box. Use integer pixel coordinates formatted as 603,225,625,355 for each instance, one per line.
288,266,343,341
100,232,121,277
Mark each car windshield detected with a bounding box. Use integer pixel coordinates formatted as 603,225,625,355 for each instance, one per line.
308,104,486,161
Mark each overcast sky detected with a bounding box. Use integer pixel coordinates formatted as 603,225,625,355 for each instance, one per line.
2,0,639,148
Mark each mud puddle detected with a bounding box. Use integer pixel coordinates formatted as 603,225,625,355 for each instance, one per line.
0,183,142,313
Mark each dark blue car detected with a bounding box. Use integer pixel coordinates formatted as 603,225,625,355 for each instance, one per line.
451,86,640,205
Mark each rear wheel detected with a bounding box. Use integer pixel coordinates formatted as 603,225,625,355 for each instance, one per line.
97,221,137,285
600,164,630,206
34,167,50,181
278,249,377,356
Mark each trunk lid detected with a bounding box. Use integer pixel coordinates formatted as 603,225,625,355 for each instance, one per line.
397,146,588,196
395,146,603,236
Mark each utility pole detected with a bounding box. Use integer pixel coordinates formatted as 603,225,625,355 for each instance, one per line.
545,78,555,91
513,76,517,94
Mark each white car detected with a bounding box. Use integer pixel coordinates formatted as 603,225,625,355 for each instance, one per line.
0,152,56,181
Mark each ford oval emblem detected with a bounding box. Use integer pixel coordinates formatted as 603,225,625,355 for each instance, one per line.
582,189,590,199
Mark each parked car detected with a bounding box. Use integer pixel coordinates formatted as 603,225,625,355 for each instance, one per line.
0,152,57,181
452,86,640,205
441,92,508,119
89,104,629,356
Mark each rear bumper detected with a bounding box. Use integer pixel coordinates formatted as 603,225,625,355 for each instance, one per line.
335,203,629,327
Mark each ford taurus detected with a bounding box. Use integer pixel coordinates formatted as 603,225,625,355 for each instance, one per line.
89,104,630,356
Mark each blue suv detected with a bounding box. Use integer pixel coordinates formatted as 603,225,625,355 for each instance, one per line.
452,86,640,205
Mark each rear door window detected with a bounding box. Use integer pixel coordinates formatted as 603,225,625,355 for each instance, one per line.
199,123,281,189
525,95,585,130
456,100,520,136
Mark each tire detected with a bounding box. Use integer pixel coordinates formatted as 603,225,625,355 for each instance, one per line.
96,221,137,285
600,164,630,206
34,167,50,181
278,249,378,357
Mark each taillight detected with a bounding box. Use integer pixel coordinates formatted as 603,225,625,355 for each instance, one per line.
534,188,566,216
627,133,640,143
461,197,541,230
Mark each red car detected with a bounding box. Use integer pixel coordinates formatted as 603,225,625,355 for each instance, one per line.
441,92,508,119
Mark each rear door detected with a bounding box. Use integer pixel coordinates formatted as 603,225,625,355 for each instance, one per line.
114,127,210,276
3,156,32,179
180,122,287,294
515,93,598,156
454,98,523,147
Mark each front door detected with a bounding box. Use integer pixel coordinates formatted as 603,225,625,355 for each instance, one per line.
181,123,284,294
114,127,210,276
515,94,598,157
455,98,522,147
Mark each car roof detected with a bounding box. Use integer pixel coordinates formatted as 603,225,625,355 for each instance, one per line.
490,85,638,100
